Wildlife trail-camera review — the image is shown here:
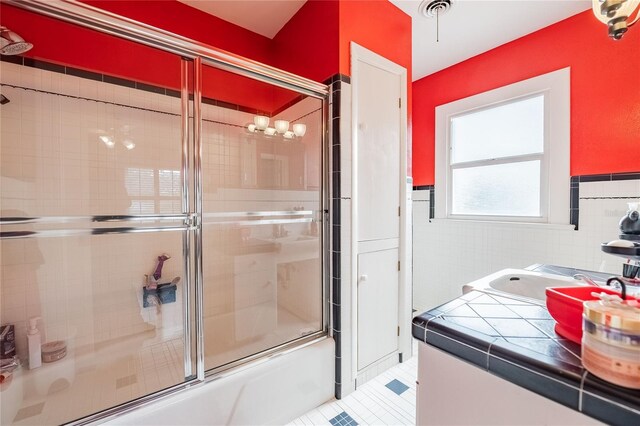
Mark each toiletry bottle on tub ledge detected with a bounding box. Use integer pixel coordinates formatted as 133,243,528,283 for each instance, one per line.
27,316,42,369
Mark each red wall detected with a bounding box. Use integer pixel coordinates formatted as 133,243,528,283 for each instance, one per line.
0,1,292,113
0,4,182,88
2,1,412,121
338,0,412,79
412,10,640,186
272,0,339,84
338,0,413,172
83,0,273,64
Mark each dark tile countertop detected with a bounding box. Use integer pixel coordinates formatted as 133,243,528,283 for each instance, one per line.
412,289,640,426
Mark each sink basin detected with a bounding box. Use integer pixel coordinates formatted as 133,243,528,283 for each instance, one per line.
253,235,319,261
463,268,587,302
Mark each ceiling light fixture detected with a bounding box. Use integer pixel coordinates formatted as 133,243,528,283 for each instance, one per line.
247,115,306,139
592,0,640,40
419,0,453,42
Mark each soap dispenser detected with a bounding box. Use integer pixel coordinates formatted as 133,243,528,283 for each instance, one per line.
27,316,42,369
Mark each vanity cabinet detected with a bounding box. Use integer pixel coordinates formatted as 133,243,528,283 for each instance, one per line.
413,283,639,425
417,343,600,425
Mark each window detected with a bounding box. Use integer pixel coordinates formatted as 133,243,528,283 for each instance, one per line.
435,68,570,224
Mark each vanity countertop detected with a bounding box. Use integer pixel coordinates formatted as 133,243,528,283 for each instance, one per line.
412,278,640,425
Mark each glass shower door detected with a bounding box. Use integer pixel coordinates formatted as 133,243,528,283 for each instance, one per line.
0,8,196,424
198,64,325,371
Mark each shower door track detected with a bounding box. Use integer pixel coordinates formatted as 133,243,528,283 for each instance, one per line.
2,1,331,425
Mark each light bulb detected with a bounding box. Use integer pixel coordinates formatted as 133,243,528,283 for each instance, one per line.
283,131,294,139
99,135,115,148
254,115,269,130
592,0,640,24
274,120,289,134
247,124,257,133
264,127,277,136
292,123,306,137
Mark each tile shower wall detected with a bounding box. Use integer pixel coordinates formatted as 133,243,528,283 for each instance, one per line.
412,178,640,311
198,93,325,370
0,62,183,217
0,60,188,362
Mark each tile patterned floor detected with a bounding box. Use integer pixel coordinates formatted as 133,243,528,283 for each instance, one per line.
290,354,417,426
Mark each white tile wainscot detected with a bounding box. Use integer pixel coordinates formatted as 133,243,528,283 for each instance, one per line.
412,179,640,312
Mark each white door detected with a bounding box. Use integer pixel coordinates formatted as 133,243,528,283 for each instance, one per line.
356,61,401,242
357,249,399,370
352,43,405,374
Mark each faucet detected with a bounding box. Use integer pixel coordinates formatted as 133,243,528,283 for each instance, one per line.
573,274,601,287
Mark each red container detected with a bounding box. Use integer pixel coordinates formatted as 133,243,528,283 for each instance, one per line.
545,286,638,344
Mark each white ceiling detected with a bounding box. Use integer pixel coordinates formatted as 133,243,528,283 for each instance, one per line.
178,0,307,39
179,1,591,79
391,0,591,81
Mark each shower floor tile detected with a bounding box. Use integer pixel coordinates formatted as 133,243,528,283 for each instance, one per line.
8,336,185,426
289,347,418,426
13,402,46,422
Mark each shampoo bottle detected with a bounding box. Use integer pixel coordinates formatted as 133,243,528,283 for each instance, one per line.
27,316,42,369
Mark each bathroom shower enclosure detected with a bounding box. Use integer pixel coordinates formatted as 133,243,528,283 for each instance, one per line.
0,1,329,424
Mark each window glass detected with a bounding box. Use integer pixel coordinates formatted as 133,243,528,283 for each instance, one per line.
451,160,541,216
450,95,544,164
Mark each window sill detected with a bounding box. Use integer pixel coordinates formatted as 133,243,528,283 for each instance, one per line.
429,218,576,231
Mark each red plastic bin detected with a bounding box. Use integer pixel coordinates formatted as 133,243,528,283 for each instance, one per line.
545,286,638,344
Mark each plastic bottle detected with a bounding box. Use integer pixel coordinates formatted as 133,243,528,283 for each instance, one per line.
27,316,42,369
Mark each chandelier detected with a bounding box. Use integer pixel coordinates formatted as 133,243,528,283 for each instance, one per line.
592,0,640,40
247,115,306,140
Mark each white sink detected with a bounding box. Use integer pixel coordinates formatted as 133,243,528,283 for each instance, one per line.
463,268,587,302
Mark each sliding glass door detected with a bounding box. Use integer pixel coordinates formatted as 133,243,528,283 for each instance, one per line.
0,9,196,424
198,64,326,372
1,3,328,424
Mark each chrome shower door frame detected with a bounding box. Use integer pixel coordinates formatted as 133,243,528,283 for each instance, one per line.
2,0,330,424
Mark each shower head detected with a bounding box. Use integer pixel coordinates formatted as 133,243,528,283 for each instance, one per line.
0,94,9,105
0,26,33,56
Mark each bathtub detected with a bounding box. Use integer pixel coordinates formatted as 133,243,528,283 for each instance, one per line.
102,308,333,426
108,336,334,426
462,268,586,302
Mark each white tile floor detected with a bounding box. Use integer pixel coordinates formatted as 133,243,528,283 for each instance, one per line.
289,354,418,426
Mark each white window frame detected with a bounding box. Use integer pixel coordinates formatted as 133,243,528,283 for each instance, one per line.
434,67,570,225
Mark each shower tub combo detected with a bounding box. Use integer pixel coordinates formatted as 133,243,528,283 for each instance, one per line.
0,1,333,424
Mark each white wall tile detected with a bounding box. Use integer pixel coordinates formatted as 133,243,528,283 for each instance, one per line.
412,182,640,312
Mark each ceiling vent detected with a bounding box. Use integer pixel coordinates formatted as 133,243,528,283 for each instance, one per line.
419,0,453,19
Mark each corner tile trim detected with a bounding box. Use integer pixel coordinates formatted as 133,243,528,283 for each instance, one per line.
412,185,434,220
413,172,640,228
329,75,343,399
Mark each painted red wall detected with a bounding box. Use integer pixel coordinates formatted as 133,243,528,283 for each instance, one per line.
412,10,640,186
0,4,183,88
0,2,286,112
338,0,413,172
338,0,412,78
2,0,412,118
82,0,273,65
272,0,339,84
